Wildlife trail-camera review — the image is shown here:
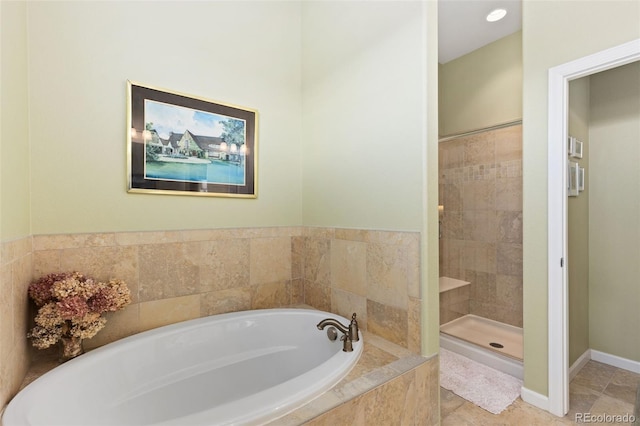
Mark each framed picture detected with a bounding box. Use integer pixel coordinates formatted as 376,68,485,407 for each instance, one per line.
567,136,575,156
127,81,258,198
578,167,585,191
568,161,579,197
572,140,583,159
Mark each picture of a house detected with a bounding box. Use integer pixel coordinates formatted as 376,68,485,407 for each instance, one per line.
142,100,247,185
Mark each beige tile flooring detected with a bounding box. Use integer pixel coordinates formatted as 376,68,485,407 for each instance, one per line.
441,360,639,425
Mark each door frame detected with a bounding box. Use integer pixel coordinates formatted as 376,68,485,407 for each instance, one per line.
547,38,640,417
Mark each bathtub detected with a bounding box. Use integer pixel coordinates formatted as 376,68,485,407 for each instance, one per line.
2,308,362,426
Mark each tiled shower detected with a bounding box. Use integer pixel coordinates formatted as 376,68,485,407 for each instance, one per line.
438,124,524,366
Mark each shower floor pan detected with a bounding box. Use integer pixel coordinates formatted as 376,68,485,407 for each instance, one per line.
440,314,523,379
440,314,523,360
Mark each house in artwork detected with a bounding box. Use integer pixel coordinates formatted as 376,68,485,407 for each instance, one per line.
153,129,242,161
145,129,164,152
161,132,183,155
175,131,205,157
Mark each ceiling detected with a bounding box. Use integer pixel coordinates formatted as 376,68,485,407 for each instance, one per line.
438,0,522,64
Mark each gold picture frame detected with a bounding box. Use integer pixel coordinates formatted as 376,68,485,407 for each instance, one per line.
127,81,258,198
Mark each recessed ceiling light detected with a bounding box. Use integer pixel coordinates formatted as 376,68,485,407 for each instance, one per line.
486,8,507,22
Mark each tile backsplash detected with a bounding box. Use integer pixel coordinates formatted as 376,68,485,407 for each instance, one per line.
2,226,422,411
27,226,422,353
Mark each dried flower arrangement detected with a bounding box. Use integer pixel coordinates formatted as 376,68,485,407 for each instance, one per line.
27,272,131,350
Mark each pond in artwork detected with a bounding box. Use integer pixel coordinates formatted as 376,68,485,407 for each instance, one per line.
145,160,245,185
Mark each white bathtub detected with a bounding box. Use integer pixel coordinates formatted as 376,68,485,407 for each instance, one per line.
2,308,362,426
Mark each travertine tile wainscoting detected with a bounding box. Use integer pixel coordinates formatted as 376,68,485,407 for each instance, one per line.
1,227,438,424
0,237,33,411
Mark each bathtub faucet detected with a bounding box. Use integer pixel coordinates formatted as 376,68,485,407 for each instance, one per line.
317,313,360,352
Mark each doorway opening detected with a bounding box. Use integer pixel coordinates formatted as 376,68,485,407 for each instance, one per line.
547,38,640,417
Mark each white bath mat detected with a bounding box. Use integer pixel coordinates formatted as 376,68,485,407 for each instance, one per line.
440,348,522,414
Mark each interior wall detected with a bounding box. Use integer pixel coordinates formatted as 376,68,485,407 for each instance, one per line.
522,0,640,396
439,30,522,137
567,77,590,366
300,1,427,232
0,1,33,410
588,61,640,363
27,1,303,235
1,1,30,240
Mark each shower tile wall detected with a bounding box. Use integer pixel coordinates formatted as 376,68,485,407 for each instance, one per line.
439,125,523,327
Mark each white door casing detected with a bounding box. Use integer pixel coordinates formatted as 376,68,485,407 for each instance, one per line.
547,38,640,417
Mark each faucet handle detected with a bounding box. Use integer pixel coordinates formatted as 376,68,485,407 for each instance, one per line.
349,312,359,342
340,334,353,352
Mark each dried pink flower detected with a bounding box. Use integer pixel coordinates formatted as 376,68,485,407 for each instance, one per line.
56,295,90,320
88,279,131,313
28,272,73,306
27,272,131,350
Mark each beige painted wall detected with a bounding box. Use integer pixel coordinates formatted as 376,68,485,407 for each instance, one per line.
588,61,640,362
27,1,434,237
1,1,31,240
439,31,522,137
300,1,427,232
567,77,590,366
27,1,303,234
522,0,640,396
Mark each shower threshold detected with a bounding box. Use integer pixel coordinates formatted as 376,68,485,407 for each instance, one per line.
440,314,523,360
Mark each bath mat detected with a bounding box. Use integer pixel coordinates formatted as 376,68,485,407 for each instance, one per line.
440,348,522,414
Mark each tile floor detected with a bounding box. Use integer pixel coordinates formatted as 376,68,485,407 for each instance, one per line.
441,360,639,425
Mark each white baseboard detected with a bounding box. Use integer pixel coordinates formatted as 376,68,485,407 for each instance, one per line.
525,349,638,418
591,350,640,374
520,386,549,412
569,349,592,381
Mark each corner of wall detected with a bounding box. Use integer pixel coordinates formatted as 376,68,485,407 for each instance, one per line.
0,236,33,410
